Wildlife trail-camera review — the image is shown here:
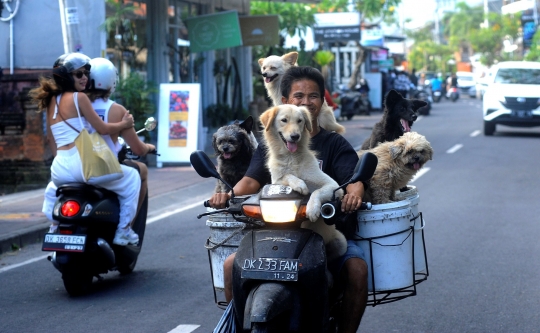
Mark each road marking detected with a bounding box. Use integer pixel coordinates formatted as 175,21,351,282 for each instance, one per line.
446,144,463,154
0,254,49,274
147,201,205,224
410,167,430,183
470,130,481,137
168,325,200,333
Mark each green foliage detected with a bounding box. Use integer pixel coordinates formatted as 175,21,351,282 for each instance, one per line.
313,51,335,67
525,30,540,61
408,41,454,73
204,103,249,128
112,73,157,138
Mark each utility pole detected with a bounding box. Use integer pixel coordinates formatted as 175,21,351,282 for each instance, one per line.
484,0,489,28
58,0,83,53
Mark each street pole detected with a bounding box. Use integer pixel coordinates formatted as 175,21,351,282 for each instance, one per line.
484,0,489,28
58,0,83,53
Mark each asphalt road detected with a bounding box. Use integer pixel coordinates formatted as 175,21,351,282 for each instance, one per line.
1,96,540,333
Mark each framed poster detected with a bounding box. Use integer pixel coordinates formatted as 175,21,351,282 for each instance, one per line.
157,83,201,167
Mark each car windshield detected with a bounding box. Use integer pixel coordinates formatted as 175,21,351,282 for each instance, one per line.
494,68,540,84
458,76,473,81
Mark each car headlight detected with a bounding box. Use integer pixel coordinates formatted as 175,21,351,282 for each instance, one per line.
259,199,304,223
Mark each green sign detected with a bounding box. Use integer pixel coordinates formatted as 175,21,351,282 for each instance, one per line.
186,11,243,53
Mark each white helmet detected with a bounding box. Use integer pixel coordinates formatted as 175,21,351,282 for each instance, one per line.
88,58,118,93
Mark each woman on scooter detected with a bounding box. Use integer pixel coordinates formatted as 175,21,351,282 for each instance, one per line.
30,53,141,246
209,66,369,333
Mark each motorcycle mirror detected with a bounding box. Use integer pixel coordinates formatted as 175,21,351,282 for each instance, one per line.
136,117,157,134
190,150,220,179
332,152,378,200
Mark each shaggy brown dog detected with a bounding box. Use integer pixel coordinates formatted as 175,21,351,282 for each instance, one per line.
358,131,433,204
259,104,347,261
259,52,346,135
212,116,258,193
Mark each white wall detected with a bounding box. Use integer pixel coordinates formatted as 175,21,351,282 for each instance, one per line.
0,0,105,70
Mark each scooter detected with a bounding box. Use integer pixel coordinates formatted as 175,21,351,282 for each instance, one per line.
42,118,158,296
191,150,378,332
447,87,459,102
411,84,433,116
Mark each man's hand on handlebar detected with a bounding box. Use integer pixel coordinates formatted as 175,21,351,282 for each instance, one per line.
341,193,363,213
209,192,231,209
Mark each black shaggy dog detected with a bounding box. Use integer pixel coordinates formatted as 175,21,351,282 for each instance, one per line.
360,90,427,150
212,116,258,193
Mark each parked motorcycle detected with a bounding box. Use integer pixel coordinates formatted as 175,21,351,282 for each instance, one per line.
191,150,378,332
42,118,158,296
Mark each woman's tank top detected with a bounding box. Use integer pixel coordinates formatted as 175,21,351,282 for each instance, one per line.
50,93,89,148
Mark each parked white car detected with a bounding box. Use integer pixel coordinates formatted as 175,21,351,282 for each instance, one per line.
482,61,540,135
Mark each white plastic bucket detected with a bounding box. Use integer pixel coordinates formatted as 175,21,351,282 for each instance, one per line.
206,210,247,290
395,186,427,274
355,200,414,292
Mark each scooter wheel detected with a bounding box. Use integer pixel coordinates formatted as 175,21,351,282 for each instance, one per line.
62,269,93,296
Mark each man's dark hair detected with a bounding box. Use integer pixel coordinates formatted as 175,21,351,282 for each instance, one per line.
281,66,325,100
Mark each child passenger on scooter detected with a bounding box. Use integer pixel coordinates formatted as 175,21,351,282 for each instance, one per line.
30,53,141,246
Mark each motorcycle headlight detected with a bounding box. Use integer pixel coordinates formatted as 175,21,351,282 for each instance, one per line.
259,199,303,223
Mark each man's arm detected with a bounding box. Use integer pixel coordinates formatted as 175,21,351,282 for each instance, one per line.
209,176,261,209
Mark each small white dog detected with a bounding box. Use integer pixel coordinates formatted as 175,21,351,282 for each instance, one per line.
259,104,347,261
259,52,346,135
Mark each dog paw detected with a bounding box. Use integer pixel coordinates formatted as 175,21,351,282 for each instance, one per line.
306,197,322,222
290,179,309,195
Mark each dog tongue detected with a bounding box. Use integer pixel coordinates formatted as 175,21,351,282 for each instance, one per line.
223,153,232,159
265,77,272,83
413,162,421,170
286,141,298,153
401,119,411,132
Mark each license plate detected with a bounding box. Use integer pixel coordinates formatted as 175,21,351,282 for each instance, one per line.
512,110,532,118
42,234,86,252
434,91,441,96
241,258,299,281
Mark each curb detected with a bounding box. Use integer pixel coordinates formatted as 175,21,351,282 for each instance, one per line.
0,220,49,255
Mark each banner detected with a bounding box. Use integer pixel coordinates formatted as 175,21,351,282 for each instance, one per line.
239,15,280,46
186,11,243,52
521,8,537,49
157,84,201,166
313,12,361,42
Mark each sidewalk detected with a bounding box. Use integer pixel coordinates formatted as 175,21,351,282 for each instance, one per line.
0,164,207,255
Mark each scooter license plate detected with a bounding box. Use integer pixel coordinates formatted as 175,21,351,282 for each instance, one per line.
241,258,299,282
434,91,441,96
42,234,86,252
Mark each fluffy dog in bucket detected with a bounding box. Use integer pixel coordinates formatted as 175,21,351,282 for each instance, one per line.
259,104,347,261
358,131,433,204
213,116,258,193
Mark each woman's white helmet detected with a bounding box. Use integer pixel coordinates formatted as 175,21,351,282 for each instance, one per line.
88,58,118,93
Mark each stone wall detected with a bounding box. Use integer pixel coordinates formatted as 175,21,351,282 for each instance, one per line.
0,72,53,195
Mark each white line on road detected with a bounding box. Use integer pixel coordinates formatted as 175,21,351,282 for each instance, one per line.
470,130,481,137
0,254,49,274
168,324,200,333
446,144,463,154
410,167,430,183
147,201,205,224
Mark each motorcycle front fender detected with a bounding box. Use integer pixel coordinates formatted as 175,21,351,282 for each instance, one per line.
243,282,300,331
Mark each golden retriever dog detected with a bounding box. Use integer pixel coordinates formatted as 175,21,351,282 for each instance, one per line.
259,104,347,261
258,52,346,135
358,132,433,204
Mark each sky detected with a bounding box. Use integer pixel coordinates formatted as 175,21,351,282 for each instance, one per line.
397,0,485,29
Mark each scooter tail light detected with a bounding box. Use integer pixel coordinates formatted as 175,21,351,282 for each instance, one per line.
242,204,262,220
61,200,80,217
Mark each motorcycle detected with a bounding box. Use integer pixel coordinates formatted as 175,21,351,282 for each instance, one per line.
411,83,433,116
447,87,459,102
191,150,378,332
42,118,158,296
